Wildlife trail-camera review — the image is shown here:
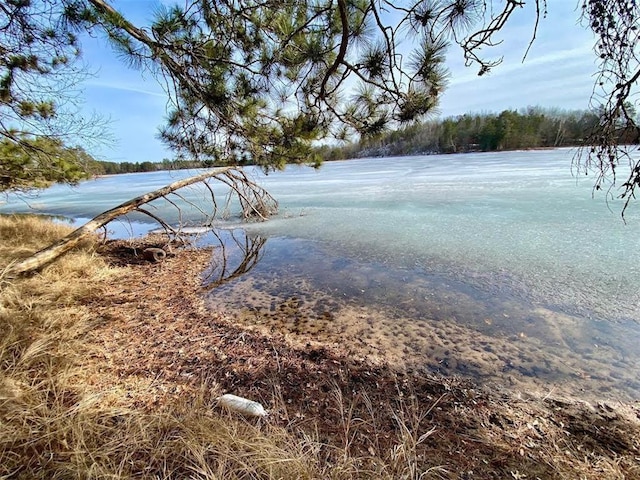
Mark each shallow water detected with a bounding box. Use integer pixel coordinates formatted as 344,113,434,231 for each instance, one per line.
203,231,640,400
3,149,640,399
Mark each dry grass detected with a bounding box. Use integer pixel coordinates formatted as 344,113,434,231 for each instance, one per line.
1,214,638,479
0,215,450,479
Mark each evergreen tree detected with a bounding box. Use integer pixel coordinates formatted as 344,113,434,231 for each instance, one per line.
79,0,639,208
0,0,107,191
0,136,93,192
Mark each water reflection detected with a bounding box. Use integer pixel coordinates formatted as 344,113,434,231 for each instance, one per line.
202,229,266,289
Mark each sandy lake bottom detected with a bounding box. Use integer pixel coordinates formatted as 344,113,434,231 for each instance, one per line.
202,233,640,402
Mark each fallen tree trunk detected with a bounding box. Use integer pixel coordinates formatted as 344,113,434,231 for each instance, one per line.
7,167,277,276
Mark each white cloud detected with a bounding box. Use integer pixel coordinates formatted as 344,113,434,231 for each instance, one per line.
438,2,598,117
85,79,166,98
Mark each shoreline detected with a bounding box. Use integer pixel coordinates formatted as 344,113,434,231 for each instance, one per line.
82,237,640,478
3,214,639,479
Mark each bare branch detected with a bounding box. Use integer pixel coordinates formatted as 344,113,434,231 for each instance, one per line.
320,0,350,100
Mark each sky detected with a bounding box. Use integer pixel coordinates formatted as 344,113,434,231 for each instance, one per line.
77,1,597,163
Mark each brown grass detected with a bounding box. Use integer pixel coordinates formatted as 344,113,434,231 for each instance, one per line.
0,214,639,479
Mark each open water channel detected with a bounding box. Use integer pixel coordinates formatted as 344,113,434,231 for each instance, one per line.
3,148,639,400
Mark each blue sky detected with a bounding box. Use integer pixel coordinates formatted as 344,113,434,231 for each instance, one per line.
78,1,597,163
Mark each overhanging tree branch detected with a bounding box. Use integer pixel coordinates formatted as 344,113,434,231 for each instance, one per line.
319,0,349,100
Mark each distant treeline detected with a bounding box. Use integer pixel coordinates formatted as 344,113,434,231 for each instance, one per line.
89,158,221,175
91,107,637,172
316,107,604,161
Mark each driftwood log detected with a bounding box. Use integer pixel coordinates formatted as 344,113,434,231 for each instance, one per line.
7,167,277,276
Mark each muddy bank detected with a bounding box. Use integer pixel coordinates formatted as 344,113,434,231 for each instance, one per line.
83,239,640,479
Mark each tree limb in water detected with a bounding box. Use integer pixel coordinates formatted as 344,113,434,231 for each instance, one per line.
7,167,277,276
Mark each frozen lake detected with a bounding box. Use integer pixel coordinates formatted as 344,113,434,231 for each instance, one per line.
3,148,639,399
